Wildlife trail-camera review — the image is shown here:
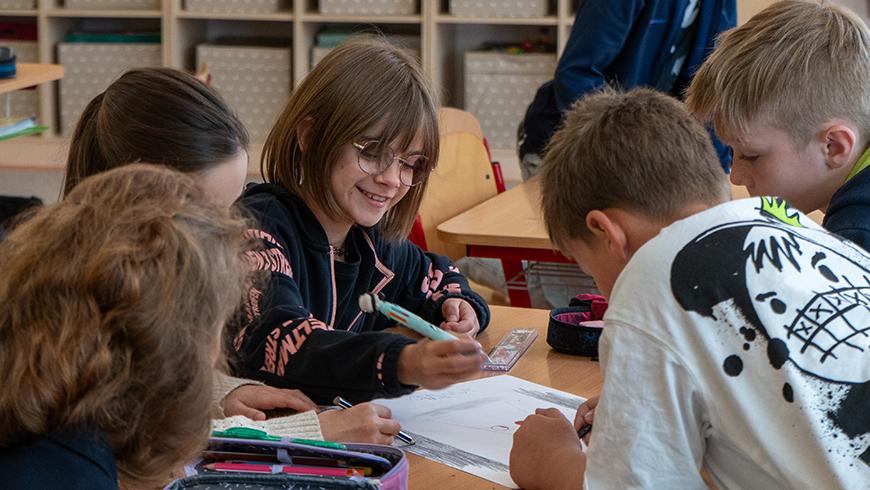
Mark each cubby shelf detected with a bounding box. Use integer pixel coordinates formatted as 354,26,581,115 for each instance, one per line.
0,0,583,177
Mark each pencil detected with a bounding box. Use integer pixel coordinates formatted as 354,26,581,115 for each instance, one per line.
576,423,592,440
333,396,415,445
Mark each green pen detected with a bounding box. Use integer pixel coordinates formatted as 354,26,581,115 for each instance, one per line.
212,427,347,450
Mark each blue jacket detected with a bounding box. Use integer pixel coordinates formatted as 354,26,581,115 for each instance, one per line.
824,165,870,252
234,184,490,404
520,0,737,166
0,430,117,489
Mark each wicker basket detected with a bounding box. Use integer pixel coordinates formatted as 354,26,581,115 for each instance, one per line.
57,42,162,135
196,43,291,142
185,0,283,15
464,50,555,149
64,0,161,9
449,0,548,18
0,0,36,9
319,0,416,15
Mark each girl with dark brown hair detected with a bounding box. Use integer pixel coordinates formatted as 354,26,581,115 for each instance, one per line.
233,38,491,431
0,165,248,489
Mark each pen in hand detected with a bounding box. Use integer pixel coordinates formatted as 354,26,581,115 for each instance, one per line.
358,293,493,362
333,396,414,446
576,423,592,442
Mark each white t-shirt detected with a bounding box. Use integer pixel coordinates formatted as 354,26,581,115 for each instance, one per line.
584,198,870,489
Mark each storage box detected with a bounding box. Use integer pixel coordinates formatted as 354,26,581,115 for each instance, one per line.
310,32,419,69
464,51,554,149
310,45,419,69
57,42,162,135
185,0,283,15
196,44,291,142
319,0,416,15
0,0,36,9
449,0,548,18
1,40,39,119
64,0,160,9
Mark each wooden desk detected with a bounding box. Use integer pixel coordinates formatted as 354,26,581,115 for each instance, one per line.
437,178,823,308
0,63,64,94
406,305,602,489
437,179,572,307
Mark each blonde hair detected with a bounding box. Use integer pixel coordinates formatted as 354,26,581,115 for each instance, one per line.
686,0,870,145
0,165,249,488
261,37,439,241
541,87,728,250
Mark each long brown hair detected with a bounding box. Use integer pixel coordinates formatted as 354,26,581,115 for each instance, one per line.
63,67,249,197
262,37,439,241
0,165,249,488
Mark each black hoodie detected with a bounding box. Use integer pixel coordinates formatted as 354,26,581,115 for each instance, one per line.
232,183,490,404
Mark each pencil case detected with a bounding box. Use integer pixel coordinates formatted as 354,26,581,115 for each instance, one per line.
167,436,409,490
547,294,608,357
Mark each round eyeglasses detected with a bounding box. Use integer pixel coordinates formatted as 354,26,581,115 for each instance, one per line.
352,140,430,187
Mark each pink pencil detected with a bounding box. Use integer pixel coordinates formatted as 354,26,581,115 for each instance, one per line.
205,462,363,477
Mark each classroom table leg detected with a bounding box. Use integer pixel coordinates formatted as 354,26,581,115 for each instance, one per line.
501,258,532,308
465,245,572,308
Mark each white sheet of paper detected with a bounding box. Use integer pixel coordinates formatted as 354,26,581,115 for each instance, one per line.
375,375,585,488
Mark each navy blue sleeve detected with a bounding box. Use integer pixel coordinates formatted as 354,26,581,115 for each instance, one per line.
553,0,645,111
822,168,870,253
385,240,491,334
823,209,870,253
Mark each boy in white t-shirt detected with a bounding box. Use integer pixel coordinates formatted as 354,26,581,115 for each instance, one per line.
508,87,870,489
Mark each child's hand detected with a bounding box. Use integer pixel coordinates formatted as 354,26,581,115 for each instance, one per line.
440,298,480,337
319,403,401,444
510,408,586,490
221,385,317,421
397,338,486,389
574,395,599,445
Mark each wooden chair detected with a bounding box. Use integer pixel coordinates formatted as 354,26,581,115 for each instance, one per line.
410,107,510,305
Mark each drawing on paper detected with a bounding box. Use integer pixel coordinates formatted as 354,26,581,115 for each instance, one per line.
376,375,585,488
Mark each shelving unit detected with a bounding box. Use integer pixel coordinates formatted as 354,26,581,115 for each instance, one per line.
0,0,581,177
5,0,838,179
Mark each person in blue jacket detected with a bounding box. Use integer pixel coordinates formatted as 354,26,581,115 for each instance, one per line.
232,38,490,405
519,0,737,178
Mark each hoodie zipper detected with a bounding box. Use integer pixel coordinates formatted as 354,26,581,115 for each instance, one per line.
327,246,338,329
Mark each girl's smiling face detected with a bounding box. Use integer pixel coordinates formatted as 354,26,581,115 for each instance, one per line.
322,127,425,234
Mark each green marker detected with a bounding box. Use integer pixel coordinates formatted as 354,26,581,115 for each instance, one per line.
212,426,347,449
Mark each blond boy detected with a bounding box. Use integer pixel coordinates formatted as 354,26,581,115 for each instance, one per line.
687,0,870,250
509,87,870,489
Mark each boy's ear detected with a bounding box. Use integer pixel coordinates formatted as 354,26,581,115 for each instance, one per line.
296,116,315,153
822,123,857,171
585,210,630,262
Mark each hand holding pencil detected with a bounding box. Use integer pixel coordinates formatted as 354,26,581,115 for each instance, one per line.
574,395,598,445
359,293,488,389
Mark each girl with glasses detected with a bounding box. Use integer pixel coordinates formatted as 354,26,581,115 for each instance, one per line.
234,38,491,431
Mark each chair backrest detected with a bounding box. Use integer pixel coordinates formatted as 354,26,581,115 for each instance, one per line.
417,107,500,260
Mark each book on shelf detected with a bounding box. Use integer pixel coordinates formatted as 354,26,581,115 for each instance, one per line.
0,117,46,141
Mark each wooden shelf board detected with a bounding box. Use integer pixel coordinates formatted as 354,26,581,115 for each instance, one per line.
0,9,37,16
301,13,421,24
176,10,293,22
0,63,63,94
0,136,263,177
44,8,162,18
436,15,558,26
